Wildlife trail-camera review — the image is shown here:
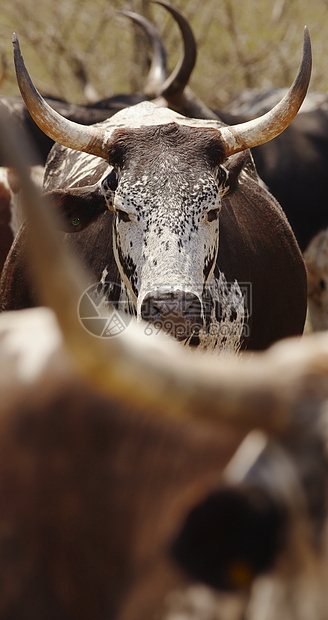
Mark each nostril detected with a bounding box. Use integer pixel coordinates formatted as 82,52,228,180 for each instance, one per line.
184,298,202,321
150,303,162,320
141,296,161,321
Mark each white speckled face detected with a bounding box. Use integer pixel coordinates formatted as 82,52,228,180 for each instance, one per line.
101,122,227,320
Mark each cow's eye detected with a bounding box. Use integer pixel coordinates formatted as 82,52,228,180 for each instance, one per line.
216,165,228,187
116,209,131,223
104,169,119,192
207,208,219,222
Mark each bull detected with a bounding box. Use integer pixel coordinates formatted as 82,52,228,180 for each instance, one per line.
0,29,311,351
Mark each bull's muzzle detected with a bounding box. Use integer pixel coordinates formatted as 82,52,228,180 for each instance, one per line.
141,290,203,342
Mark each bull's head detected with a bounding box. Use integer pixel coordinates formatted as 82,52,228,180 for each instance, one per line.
101,120,241,343
12,27,311,343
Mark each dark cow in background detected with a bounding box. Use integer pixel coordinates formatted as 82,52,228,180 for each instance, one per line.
0,96,114,166
0,27,311,352
220,89,328,253
0,1,196,167
304,227,328,331
220,89,328,332
250,107,328,253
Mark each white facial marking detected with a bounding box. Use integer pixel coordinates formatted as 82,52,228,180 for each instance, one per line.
104,126,223,321
113,167,221,318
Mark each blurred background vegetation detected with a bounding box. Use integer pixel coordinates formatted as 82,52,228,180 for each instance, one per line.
0,0,328,109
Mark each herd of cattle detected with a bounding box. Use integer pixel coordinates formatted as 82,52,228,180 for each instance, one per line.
1,2,328,619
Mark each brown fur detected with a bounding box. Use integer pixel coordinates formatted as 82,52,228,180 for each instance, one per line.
0,352,245,620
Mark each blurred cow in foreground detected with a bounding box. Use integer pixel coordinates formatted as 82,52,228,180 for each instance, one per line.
0,165,43,272
2,301,328,620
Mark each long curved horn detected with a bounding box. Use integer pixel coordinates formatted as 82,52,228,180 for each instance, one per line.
12,34,108,160
119,11,167,98
219,27,312,157
152,0,197,98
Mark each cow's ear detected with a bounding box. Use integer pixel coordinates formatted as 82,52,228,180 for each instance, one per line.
44,185,107,233
219,151,250,198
